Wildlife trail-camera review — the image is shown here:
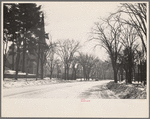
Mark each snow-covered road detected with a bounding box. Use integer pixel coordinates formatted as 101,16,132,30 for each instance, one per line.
2,80,148,118
3,80,117,99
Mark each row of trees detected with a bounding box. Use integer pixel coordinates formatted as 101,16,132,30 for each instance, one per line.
90,3,147,84
45,38,110,81
4,3,109,81
4,3,146,83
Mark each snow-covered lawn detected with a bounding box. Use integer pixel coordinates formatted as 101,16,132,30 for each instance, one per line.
4,69,72,88
4,69,96,88
3,78,79,89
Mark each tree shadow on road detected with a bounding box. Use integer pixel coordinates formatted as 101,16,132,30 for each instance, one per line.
78,84,118,99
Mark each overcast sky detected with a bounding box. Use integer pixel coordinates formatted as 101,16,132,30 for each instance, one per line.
37,2,121,61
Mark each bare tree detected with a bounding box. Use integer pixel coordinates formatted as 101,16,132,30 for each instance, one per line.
90,17,122,83
78,53,98,81
46,41,57,79
90,59,110,80
90,60,102,80
119,25,139,84
56,39,80,80
70,57,78,80
111,3,147,53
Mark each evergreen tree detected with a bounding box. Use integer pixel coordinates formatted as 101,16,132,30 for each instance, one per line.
3,3,42,80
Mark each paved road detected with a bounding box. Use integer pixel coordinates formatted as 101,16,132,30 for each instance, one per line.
3,80,118,99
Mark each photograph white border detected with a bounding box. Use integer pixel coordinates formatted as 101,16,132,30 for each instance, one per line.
1,1,149,117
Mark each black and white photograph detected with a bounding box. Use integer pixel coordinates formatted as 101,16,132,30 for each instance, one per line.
2,1,149,117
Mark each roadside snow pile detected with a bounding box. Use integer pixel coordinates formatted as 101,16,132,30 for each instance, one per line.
106,81,146,99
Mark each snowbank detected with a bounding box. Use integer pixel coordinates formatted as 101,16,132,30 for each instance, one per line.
106,81,146,99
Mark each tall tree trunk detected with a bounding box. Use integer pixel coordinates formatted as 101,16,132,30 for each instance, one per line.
22,38,26,72
15,45,21,80
36,44,40,80
3,54,6,80
74,69,76,80
64,65,66,80
113,68,118,83
83,67,86,80
128,54,133,84
50,67,53,79
133,66,135,82
40,13,46,79
12,40,15,70
118,72,120,82
140,61,142,83
112,62,118,83
41,57,43,79
125,69,129,84
128,68,132,84
138,64,139,83
144,61,146,85
120,67,123,81
128,59,133,84
87,74,89,81
50,60,53,79
57,64,59,78
3,40,8,80
125,71,128,84
71,68,74,80
50,71,52,79
67,64,69,80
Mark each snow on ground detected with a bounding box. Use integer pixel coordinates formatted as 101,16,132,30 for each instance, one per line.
3,77,90,89
5,70,36,76
106,81,147,99
4,69,79,88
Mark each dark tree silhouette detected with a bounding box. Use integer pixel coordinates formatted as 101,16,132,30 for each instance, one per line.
3,3,42,80
119,25,139,84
